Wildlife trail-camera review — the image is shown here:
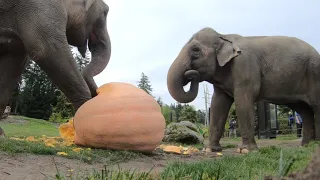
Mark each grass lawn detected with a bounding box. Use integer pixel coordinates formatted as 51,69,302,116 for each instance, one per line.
0,116,142,164
0,115,317,179
0,116,59,137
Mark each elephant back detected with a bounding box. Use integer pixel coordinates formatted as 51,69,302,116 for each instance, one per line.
0,0,19,13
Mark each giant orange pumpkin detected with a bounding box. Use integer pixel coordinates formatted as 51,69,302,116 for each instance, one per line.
73,82,166,153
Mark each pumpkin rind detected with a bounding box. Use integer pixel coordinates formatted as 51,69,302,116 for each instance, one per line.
73,82,166,153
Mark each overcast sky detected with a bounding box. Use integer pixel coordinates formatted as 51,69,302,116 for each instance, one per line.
89,0,320,110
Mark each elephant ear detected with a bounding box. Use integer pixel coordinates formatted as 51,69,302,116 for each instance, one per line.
216,36,241,67
85,0,96,11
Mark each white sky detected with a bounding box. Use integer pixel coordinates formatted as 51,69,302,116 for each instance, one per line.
87,0,320,110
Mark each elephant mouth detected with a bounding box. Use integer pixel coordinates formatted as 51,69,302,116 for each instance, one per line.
183,70,200,86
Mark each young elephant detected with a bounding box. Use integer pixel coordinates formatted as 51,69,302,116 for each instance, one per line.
167,27,320,153
0,0,111,114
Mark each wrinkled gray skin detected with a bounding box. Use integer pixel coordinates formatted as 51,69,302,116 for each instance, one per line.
167,27,320,152
0,0,111,114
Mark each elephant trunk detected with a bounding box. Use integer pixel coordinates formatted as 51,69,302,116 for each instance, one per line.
82,28,111,97
167,47,200,103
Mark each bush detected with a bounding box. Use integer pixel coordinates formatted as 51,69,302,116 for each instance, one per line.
49,112,68,123
278,117,292,135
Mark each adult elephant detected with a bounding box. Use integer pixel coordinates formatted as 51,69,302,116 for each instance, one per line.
167,27,320,153
0,0,111,135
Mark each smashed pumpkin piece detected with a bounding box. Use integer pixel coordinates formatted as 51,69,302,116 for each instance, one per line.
161,145,183,154
72,147,83,153
57,152,68,156
59,119,75,142
159,144,200,155
216,152,223,156
9,137,24,141
44,138,57,147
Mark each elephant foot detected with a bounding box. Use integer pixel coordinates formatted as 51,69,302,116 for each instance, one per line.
236,143,258,154
301,139,311,147
203,144,223,152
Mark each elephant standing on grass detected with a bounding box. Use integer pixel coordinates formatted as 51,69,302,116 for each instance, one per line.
0,0,111,134
167,27,320,153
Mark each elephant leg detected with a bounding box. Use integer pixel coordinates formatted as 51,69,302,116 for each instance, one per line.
18,7,91,110
234,88,258,153
207,87,233,152
312,107,320,141
288,103,315,145
0,41,28,135
34,43,92,110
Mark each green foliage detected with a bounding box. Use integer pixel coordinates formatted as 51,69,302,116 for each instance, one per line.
72,47,90,71
179,105,198,123
161,105,175,125
137,72,153,96
278,116,292,135
157,97,163,107
277,105,292,116
228,103,237,120
170,103,183,121
197,123,209,138
18,61,58,120
49,91,74,123
197,110,206,124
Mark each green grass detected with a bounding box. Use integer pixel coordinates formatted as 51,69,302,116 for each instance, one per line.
0,137,141,164
0,115,142,164
0,116,59,137
0,115,316,179
52,142,318,180
160,143,318,180
275,135,300,141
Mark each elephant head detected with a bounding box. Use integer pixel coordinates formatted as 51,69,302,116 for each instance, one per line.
167,27,241,103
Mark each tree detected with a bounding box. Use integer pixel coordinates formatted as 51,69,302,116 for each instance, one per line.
197,109,206,124
19,61,58,120
170,102,183,121
228,103,237,120
49,91,75,123
161,105,176,125
179,105,198,123
137,72,153,96
156,97,163,107
277,105,292,116
71,46,90,71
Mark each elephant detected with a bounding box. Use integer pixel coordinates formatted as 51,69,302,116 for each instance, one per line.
0,0,111,124
167,27,320,153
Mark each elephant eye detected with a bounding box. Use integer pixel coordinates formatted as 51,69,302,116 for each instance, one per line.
191,45,201,53
190,45,201,60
